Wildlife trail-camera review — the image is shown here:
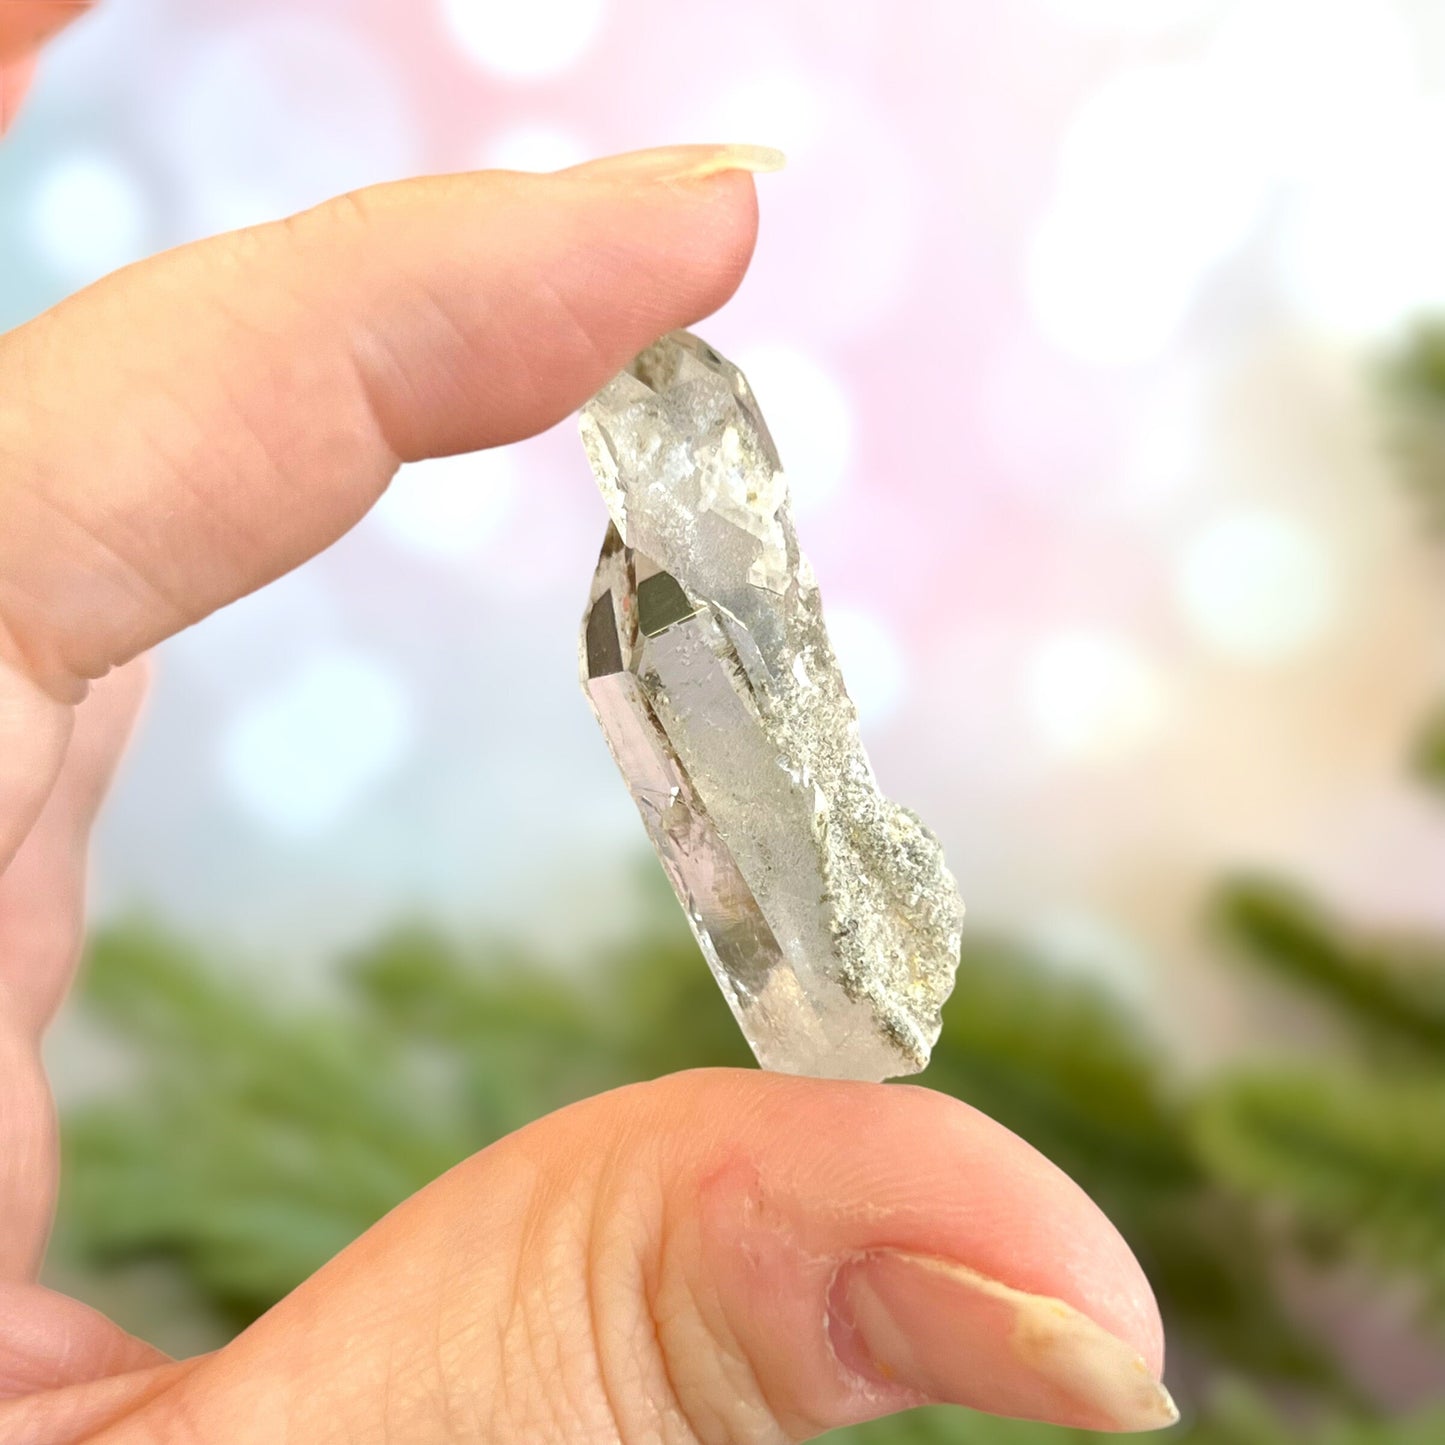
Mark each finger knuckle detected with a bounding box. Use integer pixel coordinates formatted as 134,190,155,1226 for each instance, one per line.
282,186,376,249
582,1129,791,1444
460,1130,790,1444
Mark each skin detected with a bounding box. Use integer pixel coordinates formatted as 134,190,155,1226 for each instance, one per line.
0,7,1174,1442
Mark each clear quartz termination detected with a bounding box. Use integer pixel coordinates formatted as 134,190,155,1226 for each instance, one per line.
579,331,963,1081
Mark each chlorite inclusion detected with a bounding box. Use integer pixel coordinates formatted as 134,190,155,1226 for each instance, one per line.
579,331,963,1081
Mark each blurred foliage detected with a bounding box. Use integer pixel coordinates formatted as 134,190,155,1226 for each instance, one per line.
920,936,1335,1393
1382,319,1445,531
1202,879,1445,1324
1197,1071,1445,1311
57,868,1445,1441
1413,704,1445,793
1213,880,1445,1063
61,908,745,1329
1383,322,1445,795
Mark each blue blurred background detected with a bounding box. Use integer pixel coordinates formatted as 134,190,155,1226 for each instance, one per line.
5,1,1445,1440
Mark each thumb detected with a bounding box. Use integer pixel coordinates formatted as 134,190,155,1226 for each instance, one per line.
37,1072,1176,1443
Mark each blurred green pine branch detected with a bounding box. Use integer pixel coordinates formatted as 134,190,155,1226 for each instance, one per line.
924,937,1337,1392
59,902,1368,1442
54,866,1445,1437
1201,877,1445,1329
1382,320,1445,532
1197,1071,1445,1311
1413,704,1445,793
1212,879,1445,1063
1381,323,1445,797
62,924,469,1324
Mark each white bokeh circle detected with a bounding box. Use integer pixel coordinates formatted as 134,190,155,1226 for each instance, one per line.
708,68,829,161
1177,509,1337,662
160,17,420,234
219,651,416,837
1027,62,1271,365
1026,628,1166,761
440,0,608,80
731,343,854,516
371,449,519,558
1205,0,1416,185
698,75,921,336
480,124,590,173
1035,0,1221,32
25,154,152,288
1273,99,1445,336
826,605,907,726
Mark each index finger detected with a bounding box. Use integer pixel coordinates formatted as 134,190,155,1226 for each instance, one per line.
0,145,769,865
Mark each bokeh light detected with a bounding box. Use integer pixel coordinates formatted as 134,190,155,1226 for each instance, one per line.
371,451,519,559
826,605,907,726
1025,628,1166,761
24,152,151,287
706,69,830,159
219,652,416,837
1177,509,1338,662
480,123,589,172
159,16,420,232
1037,0,1221,32
439,0,609,80
1027,62,1269,365
731,342,854,515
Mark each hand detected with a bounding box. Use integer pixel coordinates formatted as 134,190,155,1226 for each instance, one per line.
0,14,1176,1443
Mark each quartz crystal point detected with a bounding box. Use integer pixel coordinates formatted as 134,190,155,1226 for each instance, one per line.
579,331,963,1081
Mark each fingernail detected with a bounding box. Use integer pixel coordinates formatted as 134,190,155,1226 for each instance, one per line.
568,143,786,184
829,1252,1179,1433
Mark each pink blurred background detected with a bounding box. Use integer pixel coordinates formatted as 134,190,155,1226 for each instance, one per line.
3,0,1443,1069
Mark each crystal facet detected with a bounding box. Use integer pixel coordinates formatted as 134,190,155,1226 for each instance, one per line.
579,331,963,1080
